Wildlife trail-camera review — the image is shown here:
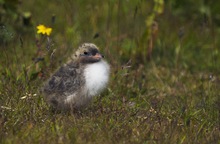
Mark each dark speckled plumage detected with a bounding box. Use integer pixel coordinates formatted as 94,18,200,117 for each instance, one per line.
43,62,84,110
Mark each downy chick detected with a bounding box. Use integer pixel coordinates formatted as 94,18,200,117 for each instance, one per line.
42,43,110,111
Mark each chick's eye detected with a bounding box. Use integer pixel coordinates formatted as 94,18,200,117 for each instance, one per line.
84,51,88,55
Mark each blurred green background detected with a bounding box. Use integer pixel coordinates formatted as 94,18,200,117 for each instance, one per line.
1,0,220,69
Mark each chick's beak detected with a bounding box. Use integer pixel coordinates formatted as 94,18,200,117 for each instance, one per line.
93,53,104,60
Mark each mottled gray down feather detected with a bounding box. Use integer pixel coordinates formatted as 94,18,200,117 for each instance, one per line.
42,61,85,110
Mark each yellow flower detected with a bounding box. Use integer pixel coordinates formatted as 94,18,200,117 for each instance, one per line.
37,24,52,36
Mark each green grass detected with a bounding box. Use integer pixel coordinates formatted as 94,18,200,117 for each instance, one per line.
0,0,220,143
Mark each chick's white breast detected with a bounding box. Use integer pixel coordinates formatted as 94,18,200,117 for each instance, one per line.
84,60,110,97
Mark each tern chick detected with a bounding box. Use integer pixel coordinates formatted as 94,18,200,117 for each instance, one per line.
42,43,110,111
